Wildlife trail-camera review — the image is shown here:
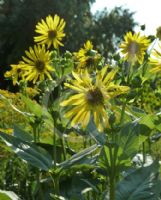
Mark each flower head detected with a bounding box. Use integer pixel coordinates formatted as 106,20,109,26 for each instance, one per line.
74,40,101,72
34,14,66,49
60,66,129,131
20,45,54,83
120,32,150,64
148,42,161,73
4,62,25,85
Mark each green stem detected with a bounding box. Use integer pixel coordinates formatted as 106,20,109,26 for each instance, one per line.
54,175,60,195
108,131,119,200
109,144,116,200
53,123,57,169
49,172,60,196
120,99,127,124
60,136,66,161
36,170,44,200
110,176,115,200
148,137,151,154
142,142,146,164
33,126,37,143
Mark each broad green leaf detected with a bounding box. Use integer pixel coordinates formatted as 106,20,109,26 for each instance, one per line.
127,106,146,118
59,144,99,170
138,114,155,129
0,190,20,200
13,125,33,142
21,95,43,117
0,132,53,171
20,95,54,128
87,119,106,145
116,160,161,200
0,193,11,200
118,122,148,160
81,179,99,193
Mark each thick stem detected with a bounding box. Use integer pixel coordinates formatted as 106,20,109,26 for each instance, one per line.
60,136,66,160
33,126,37,143
54,175,60,195
120,99,127,124
110,176,115,200
142,142,146,164
36,170,44,200
108,131,119,200
109,145,116,200
53,124,57,169
49,172,60,196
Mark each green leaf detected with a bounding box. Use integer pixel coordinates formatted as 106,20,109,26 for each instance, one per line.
59,144,99,170
20,95,54,127
13,125,33,142
116,160,161,200
86,119,106,145
138,114,155,129
0,132,53,171
118,122,148,160
21,95,43,117
0,190,20,200
0,193,11,200
127,106,146,118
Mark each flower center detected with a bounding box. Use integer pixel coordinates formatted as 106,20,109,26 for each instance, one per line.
85,57,95,67
86,87,104,105
35,60,45,71
48,30,57,40
128,41,139,55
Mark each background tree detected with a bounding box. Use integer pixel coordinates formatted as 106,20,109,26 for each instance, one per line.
0,0,136,90
91,7,137,58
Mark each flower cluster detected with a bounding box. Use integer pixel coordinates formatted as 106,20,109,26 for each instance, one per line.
5,14,66,84
4,14,161,132
74,40,101,72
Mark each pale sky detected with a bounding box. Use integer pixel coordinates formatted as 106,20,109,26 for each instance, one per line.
91,0,161,36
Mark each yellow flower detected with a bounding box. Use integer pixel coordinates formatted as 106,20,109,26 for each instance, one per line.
149,42,161,73
120,32,150,64
60,66,129,131
34,14,66,49
20,45,54,83
74,40,101,72
4,62,25,85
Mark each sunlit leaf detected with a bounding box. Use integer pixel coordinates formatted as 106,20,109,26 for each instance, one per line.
0,190,20,200
116,160,161,200
0,132,53,171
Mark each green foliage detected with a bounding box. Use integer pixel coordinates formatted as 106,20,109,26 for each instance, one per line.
117,121,149,161
59,144,98,170
0,3,161,199
116,161,161,200
0,190,20,200
0,131,53,171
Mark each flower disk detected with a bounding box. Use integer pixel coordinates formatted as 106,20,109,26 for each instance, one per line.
20,45,54,83
60,66,129,131
34,14,66,49
120,32,150,64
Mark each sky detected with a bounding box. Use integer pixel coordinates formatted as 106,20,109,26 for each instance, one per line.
91,0,161,36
